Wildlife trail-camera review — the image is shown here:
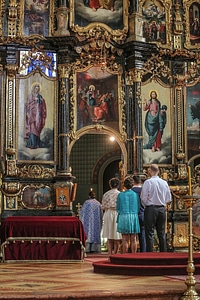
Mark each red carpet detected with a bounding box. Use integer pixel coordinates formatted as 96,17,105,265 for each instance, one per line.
93,252,200,276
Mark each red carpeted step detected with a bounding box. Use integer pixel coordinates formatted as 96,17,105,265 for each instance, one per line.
93,260,200,276
93,253,200,276
109,252,200,266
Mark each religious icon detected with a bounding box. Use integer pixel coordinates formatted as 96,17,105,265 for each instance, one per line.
142,0,166,44
56,187,70,206
189,2,200,44
142,82,172,165
23,0,50,36
76,66,119,131
74,0,123,30
186,82,200,159
143,90,167,153
24,82,47,150
17,74,56,163
22,186,52,209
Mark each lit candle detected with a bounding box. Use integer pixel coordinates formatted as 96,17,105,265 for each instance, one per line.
188,166,192,196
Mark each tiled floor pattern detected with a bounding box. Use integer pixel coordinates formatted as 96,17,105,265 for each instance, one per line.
0,254,199,299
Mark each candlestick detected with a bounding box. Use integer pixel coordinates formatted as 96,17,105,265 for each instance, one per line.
188,166,192,196
181,195,200,300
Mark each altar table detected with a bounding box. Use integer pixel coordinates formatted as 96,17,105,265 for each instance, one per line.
0,216,86,262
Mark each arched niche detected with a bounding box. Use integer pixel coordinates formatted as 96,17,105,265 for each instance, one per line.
69,125,127,210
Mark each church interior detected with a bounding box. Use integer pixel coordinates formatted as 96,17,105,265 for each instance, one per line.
1,0,200,299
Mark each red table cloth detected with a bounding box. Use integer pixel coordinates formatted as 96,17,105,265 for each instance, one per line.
0,216,86,262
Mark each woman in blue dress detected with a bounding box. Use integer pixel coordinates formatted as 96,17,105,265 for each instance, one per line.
116,176,140,253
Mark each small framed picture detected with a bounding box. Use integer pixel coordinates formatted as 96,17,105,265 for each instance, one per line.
56,187,70,207
21,185,52,209
19,0,53,37
184,0,200,49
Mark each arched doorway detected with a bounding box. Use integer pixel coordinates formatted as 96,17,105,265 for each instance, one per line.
69,127,127,214
103,160,121,194
96,153,121,200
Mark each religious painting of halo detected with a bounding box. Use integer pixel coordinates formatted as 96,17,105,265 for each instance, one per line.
70,0,129,42
141,78,173,166
72,64,126,137
184,0,200,49
16,70,57,164
68,63,127,176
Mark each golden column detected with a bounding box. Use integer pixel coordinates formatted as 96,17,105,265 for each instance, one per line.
181,166,200,300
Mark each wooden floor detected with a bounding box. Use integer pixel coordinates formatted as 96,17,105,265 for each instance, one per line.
0,253,199,300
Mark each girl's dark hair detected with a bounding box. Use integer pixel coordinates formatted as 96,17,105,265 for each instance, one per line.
109,178,120,189
123,176,134,189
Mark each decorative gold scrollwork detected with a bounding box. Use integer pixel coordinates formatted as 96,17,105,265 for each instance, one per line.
142,54,171,80
19,46,54,74
6,197,16,209
73,38,122,71
1,182,20,196
8,0,18,37
18,165,56,179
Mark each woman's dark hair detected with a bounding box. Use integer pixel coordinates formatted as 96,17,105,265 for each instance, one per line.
123,176,134,189
109,178,120,189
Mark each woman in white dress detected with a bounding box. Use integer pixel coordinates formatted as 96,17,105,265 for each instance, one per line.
102,178,122,255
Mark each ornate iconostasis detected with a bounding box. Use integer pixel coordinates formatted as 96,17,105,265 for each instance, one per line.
1,0,200,251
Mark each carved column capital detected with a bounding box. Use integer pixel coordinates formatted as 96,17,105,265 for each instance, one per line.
126,68,143,85
5,64,18,79
175,74,187,88
58,64,71,79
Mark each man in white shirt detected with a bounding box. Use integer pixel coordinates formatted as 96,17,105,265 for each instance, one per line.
140,164,172,252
